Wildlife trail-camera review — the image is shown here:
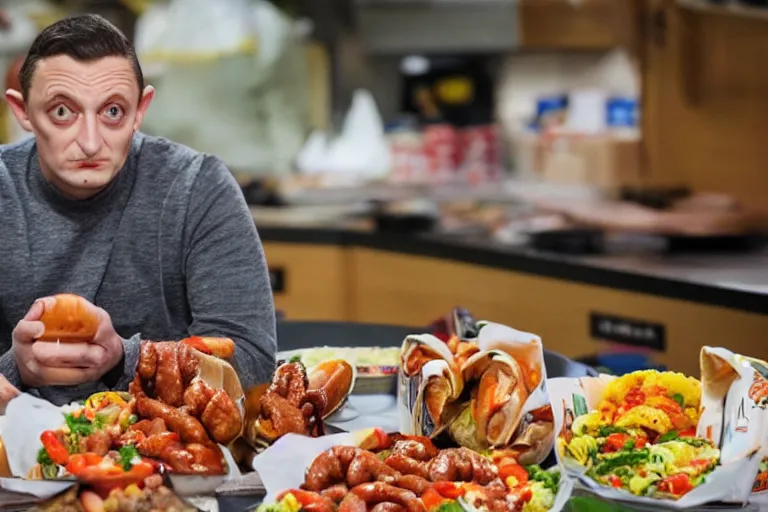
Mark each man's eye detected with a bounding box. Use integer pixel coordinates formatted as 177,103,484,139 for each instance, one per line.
50,105,74,121
104,105,124,120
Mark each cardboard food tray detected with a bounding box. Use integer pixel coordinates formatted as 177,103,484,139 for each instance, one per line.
547,346,765,509
0,347,245,498
251,432,574,512
398,321,556,466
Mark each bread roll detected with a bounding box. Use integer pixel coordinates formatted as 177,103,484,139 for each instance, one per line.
38,294,99,343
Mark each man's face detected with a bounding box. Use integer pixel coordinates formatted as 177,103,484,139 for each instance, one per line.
6,55,153,199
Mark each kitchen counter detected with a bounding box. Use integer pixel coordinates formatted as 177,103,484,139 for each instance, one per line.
256,219,768,375
259,225,768,314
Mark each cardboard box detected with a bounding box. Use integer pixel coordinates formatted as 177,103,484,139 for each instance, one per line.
514,132,643,191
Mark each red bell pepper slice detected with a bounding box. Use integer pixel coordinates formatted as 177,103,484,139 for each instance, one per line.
40,431,69,465
498,463,530,485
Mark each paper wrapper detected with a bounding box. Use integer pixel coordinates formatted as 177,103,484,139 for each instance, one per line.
193,348,246,421
251,431,373,504
707,348,768,506
398,321,555,464
0,343,247,499
548,345,764,509
253,431,574,512
0,393,241,497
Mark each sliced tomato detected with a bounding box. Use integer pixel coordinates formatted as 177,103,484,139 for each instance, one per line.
604,433,632,453
657,474,694,496
608,475,623,489
40,431,69,465
421,488,446,510
498,463,529,485
678,428,697,438
432,482,466,499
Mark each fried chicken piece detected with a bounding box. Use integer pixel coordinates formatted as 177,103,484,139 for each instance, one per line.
162,443,225,475
200,388,242,445
259,393,309,440
137,432,180,458
177,342,200,387
138,341,157,380
116,429,146,447
154,343,184,407
136,396,211,445
81,431,111,457
270,362,309,407
427,447,498,484
183,380,215,417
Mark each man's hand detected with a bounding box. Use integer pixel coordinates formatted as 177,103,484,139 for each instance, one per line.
12,297,124,387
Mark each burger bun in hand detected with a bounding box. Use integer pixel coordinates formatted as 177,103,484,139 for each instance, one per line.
38,293,99,343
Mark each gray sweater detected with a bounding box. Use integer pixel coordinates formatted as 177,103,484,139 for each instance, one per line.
0,133,277,405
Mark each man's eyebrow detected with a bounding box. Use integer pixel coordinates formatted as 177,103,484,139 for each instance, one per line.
42,93,74,106
103,92,130,104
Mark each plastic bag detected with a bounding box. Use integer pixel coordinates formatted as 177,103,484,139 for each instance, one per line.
134,0,310,176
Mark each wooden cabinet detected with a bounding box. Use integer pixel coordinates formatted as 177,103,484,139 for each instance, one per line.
263,243,352,321
518,0,641,51
262,242,768,376
641,0,768,206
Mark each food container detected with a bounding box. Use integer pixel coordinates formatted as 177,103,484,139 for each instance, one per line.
547,346,765,509
398,321,556,466
0,344,245,498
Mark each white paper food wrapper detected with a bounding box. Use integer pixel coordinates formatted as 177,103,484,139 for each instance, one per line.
0,393,239,497
705,348,768,506
253,431,574,512
548,345,764,509
252,431,368,504
398,322,554,464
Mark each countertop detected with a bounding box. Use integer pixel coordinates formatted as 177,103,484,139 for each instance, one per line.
256,221,768,315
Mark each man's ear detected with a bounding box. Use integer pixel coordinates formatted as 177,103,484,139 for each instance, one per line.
133,85,155,131
5,89,32,132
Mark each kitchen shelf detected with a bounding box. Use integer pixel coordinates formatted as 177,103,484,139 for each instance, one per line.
678,0,768,21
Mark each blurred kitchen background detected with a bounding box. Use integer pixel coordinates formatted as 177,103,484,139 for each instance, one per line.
2,0,768,374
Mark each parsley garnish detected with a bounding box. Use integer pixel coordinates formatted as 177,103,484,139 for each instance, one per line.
36,447,53,465
118,445,139,471
64,413,95,436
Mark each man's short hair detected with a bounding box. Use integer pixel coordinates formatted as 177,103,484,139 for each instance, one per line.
19,14,144,98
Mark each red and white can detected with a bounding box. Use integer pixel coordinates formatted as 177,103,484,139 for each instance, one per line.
461,124,502,184
388,129,426,183
424,124,462,183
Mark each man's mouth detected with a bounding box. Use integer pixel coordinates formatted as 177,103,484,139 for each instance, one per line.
75,161,104,169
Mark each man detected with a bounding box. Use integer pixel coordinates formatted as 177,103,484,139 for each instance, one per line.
0,14,277,405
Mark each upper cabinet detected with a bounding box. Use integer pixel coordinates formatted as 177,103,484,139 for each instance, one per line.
641,0,768,206
518,0,642,51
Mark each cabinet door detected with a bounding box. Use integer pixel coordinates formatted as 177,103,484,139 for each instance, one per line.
519,0,640,51
642,0,768,205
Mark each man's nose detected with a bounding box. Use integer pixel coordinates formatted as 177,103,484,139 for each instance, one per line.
76,115,102,157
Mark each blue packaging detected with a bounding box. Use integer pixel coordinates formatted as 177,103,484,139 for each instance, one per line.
534,95,568,131
606,97,639,128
